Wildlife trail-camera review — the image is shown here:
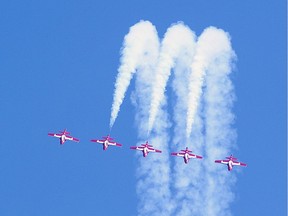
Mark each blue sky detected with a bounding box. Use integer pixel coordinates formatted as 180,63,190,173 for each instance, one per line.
0,0,286,216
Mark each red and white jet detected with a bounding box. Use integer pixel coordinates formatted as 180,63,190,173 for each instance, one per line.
215,155,247,171
90,135,122,150
130,141,162,157
171,147,203,164
48,129,79,145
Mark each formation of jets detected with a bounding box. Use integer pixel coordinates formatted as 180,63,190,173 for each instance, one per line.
48,129,247,171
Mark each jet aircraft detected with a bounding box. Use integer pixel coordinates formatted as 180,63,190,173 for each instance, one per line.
48,129,79,145
91,135,122,150
215,155,247,171
130,141,162,157
171,147,202,164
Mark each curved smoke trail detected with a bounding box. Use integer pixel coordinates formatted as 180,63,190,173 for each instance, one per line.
110,21,158,129
148,23,196,135
186,27,235,138
110,20,174,215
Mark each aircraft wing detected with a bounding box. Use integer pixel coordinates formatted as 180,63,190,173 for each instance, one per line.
107,141,122,147
171,152,185,157
148,147,161,153
188,153,203,159
66,135,79,142
130,146,144,150
91,139,105,144
48,133,61,138
215,159,229,164
232,161,247,167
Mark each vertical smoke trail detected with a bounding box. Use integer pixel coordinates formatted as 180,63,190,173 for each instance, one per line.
148,23,196,135
168,26,205,216
135,113,173,216
201,27,237,216
171,57,205,216
110,21,158,129
130,24,174,215
142,23,198,214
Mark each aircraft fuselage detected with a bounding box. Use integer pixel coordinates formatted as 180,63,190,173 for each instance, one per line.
228,160,233,171
60,135,66,144
143,147,148,157
103,140,109,150
184,153,189,164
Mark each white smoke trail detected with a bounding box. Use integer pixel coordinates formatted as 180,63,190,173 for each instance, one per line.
129,22,174,216
111,20,173,215
110,20,158,128
132,22,197,216
186,26,236,138
171,27,237,216
113,21,237,216
167,24,206,216
135,113,174,216
172,62,205,216
148,23,196,135
201,27,237,216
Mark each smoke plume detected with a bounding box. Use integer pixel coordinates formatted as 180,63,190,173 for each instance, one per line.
111,22,237,216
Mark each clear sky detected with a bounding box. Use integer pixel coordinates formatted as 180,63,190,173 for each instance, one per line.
0,0,286,216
